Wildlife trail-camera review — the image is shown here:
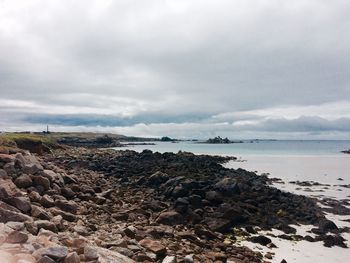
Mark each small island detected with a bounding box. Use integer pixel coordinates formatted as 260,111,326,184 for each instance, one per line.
204,136,243,144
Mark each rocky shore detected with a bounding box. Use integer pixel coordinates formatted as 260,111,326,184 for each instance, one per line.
0,141,348,263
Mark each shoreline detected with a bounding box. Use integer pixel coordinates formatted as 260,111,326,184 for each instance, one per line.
0,142,349,262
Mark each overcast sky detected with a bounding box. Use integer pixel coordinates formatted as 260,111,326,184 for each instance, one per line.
0,0,350,139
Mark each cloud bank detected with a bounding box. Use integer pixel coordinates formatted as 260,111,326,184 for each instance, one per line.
0,0,349,139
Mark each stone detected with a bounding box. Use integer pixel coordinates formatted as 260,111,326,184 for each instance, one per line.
248,235,272,246
37,256,56,263
6,197,31,213
40,195,55,208
0,153,15,163
55,200,79,214
28,191,41,203
6,221,25,231
184,254,194,263
14,174,33,188
64,252,80,263
203,217,232,233
0,207,31,223
139,238,166,255
48,207,76,222
205,191,223,203
0,179,20,199
0,169,7,177
318,219,338,233
6,231,28,243
31,205,51,220
35,220,58,233
88,246,134,263
61,187,76,199
214,177,240,194
41,170,64,186
32,176,51,190
42,246,68,261
156,211,184,226
123,226,136,238
162,255,176,263
148,171,169,186
84,246,99,261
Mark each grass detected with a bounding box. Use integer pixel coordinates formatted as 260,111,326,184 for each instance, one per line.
0,133,59,149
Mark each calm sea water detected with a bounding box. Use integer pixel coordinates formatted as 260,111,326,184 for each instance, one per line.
118,140,350,156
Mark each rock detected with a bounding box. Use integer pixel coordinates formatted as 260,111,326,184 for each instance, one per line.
188,195,202,208
319,219,338,233
156,211,184,226
73,225,89,236
6,197,31,213
203,217,232,233
64,252,80,263
37,256,56,263
214,177,240,194
112,212,129,221
35,220,58,233
32,176,51,191
0,207,31,223
6,221,25,231
40,195,55,208
88,246,134,263
0,153,15,163
41,170,64,185
205,191,223,203
48,207,76,222
184,254,194,263
206,252,227,261
0,169,7,177
248,235,272,246
0,179,21,199
123,226,136,238
139,238,166,255
323,235,347,248
55,200,79,214
148,171,169,186
174,198,189,214
84,246,99,261
6,231,28,243
162,255,176,263
42,246,68,261
61,187,76,199
28,191,41,203
14,174,33,188
31,205,51,220
63,174,77,184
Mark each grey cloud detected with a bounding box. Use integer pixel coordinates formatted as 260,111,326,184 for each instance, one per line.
0,0,350,138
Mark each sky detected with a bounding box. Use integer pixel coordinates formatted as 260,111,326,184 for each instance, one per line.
0,0,350,139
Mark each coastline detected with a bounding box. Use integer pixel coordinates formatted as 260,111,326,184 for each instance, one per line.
0,139,349,262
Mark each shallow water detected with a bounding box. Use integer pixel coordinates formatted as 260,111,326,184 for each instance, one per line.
118,140,350,156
